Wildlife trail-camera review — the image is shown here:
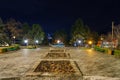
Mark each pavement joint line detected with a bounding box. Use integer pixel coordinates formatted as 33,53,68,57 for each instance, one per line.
74,61,84,79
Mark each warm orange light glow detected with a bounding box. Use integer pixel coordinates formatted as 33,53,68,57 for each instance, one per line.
57,40,60,43
88,41,92,45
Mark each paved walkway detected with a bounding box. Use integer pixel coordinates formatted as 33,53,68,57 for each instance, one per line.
70,48,120,80
0,48,49,79
0,47,120,80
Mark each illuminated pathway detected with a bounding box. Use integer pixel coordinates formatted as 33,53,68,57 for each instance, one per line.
70,48,120,80
0,47,120,80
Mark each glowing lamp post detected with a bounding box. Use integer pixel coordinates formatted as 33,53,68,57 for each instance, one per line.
13,36,16,44
34,40,39,48
78,40,81,44
77,40,82,48
24,40,28,46
57,40,60,44
88,40,93,48
35,40,39,44
88,41,92,45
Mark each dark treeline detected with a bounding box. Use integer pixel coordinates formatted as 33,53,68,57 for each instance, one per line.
0,18,99,46
0,18,45,46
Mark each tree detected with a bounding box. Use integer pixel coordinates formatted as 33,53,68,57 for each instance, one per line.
70,18,91,45
0,18,5,45
5,18,22,45
25,24,45,45
90,31,99,44
53,29,67,44
0,18,10,45
113,24,120,48
22,23,31,35
22,23,31,42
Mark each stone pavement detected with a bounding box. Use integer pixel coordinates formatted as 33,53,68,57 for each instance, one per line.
70,48,120,80
0,47,120,80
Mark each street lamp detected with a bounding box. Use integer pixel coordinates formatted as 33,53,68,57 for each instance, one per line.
24,40,28,46
77,40,82,48
13,36,16,44
57,40,60,44
88,40,93,48
13,36,15,39
78,40,81,44
88,41,92,45
35,40,39,44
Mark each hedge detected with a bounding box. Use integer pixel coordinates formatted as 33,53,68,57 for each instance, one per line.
114,50,120,57
27,46,36,49
0,45,20,53
94,46,107,53
0,48,8,53
94,46,120,57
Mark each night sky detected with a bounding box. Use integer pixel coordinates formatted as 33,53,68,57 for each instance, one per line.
0,0,120,34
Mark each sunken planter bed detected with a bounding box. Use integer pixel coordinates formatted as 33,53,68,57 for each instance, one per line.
26,60,81,77
44,52,70,59
26,48,82,78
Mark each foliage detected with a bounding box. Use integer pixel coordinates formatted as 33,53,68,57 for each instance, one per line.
0,48,8,53
53,29,67,44
25,24,45,45
113,25,120,48
0,45,20,53
94,46,106,52
0,18,45,46
0,18,10,45
6,18,22,38
0,18,23,45
114,50,120,58
90,31,99,44
27,45,36,49
22,23,31,34
70,18,98,45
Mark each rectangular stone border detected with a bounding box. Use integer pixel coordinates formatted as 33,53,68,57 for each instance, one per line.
49,47,67,53
26,60,82,77
44,52,70,59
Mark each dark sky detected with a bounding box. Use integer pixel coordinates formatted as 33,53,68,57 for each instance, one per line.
0,0,120,34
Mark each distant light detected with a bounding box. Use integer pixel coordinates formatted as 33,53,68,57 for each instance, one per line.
24,40,28,43
35,40,39,43
101,37,104,40
78,40,81,44
88,41,92,45
13,36,15,39
57,40,60,43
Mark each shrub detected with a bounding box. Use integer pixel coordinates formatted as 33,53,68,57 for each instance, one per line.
0,48,8,53
0,45,20,53
7,45,20,51
14,45,20,50
114,50,120,58
27,46,36,49
94,46,107,53
7,47,15,51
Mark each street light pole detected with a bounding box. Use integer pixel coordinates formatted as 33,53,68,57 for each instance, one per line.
112,21,114,49
112,21,114,40
13,36,16,44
